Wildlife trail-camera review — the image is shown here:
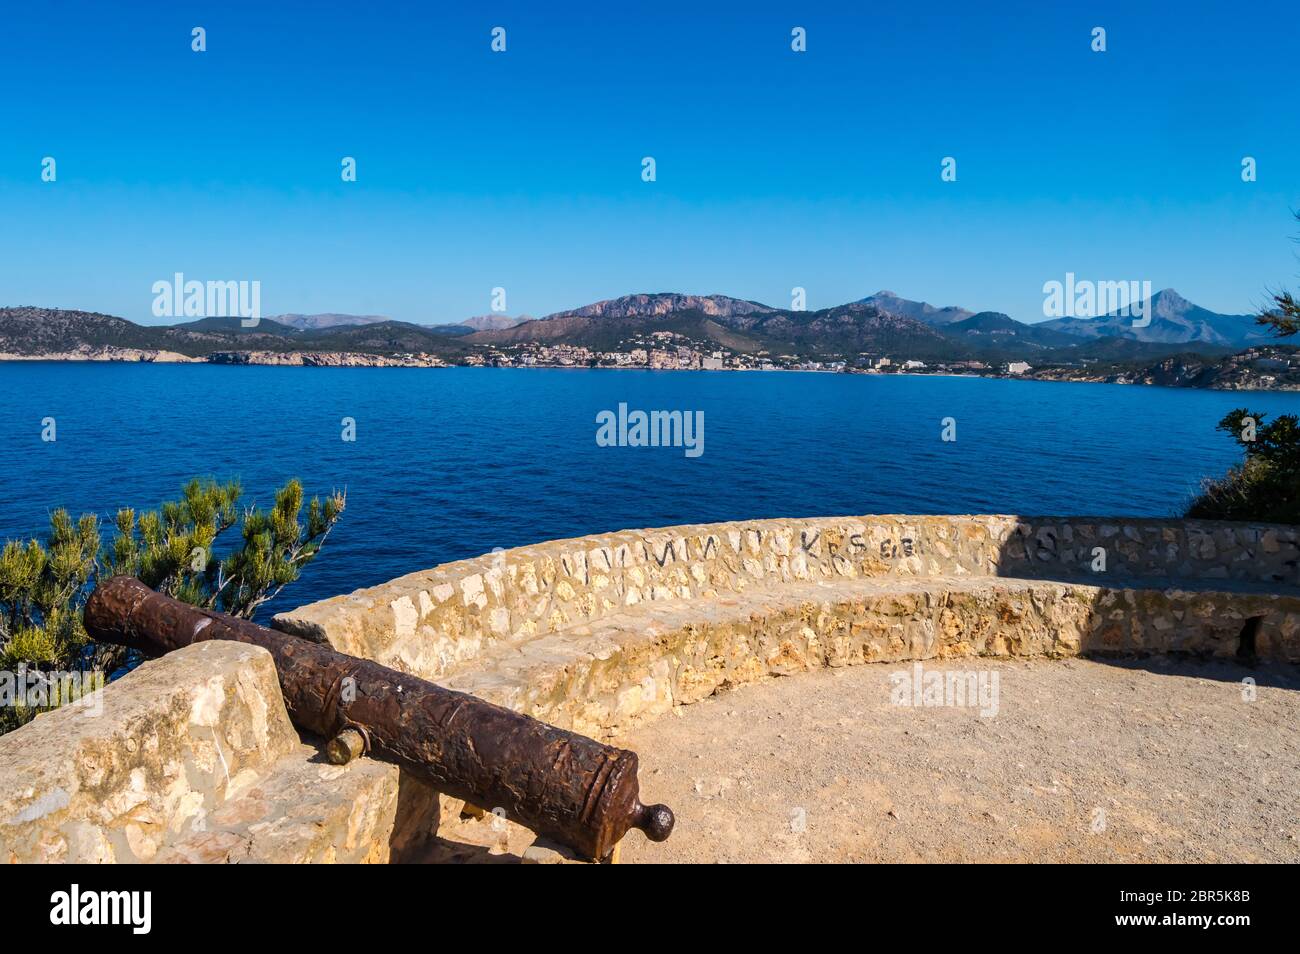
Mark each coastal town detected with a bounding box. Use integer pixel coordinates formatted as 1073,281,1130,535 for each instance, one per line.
458,329,1031,377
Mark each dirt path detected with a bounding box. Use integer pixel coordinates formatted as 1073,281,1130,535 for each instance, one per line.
617,657,1300,864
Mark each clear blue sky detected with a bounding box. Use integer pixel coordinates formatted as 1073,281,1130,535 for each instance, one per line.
2,0,1297,325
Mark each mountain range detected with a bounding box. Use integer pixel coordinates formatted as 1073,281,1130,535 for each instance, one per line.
270,313,390,330
270,312,529,335
0,307,480,359
0,289,1272,366
459,288,1263,360
857,291,973,326
1037,289,1266,346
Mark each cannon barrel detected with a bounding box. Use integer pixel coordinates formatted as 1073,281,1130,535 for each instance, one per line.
85,576,673,861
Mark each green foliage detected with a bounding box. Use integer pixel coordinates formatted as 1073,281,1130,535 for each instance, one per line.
1257,290,1300,337
0,478,344,734
217,481,345,617
103,477,345,617
1187,409,1300,524
0,511,99,732
1256,210,1300,338
103,478,240,606
0,510,99,670
1194,214,1300,524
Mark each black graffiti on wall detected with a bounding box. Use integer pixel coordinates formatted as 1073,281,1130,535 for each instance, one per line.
558,526,923,580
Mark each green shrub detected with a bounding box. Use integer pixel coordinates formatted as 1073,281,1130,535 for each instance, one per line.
1190,209,1300,524
1187,410,1300,524
0,478,344,734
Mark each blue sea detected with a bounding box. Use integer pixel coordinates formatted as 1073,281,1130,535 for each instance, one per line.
3,363,1297,620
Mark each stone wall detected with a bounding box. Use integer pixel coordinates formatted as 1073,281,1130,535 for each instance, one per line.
0,642,440,864
274,515,1300,683
435,578,1300,741
997,518,1298,584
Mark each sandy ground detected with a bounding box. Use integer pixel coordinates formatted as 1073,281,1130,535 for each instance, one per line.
615,657,1300,864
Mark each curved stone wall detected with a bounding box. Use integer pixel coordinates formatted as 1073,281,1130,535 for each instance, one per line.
274,515,1300,675
2,515,1297,862
275,515,1300,740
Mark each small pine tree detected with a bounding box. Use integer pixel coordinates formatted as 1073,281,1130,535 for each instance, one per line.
102,478,345,617
1187,410,1300,524
0,478,344,734
1189,209,1300,524
1259,290,1300,337
1255,210,1300,338
0,511,101,731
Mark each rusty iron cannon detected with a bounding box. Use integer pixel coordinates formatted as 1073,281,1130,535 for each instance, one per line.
85,576,673,861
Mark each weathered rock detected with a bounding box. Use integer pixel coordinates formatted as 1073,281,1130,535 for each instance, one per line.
154,750,439,864
0,641,296,863
0,641,439,864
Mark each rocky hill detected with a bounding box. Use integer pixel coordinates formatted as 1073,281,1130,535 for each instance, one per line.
0,306,162,354
269,313,390,330
469,295,957,358
550,293,776,321
940,311,1077,354
0,307,473,360
458,314,529,331
858,291,973,326
864,288,1267,348
1040,288,1265,346
1027,345,1300,390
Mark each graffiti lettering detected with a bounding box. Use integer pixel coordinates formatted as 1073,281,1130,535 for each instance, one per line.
878,538,917,559
650,540,676,567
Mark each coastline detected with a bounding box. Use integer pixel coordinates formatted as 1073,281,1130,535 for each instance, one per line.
4,350,1299,392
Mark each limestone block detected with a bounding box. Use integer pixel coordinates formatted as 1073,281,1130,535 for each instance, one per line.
0,641,296,863
154,754,439,864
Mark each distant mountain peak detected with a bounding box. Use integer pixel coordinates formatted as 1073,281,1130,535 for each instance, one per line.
459,314,528,331
1150,288,1193,317
1041,288,1262,347
270,313,389,331
858,291,973,327
544,292,776,321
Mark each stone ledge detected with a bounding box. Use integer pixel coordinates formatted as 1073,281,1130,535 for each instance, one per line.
0,641,297,863
154,745,440,864
0,642,440,864
436,574,1300,740
274,515,1300,686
